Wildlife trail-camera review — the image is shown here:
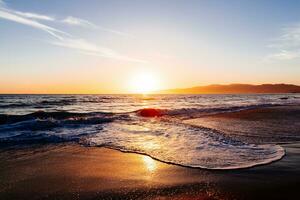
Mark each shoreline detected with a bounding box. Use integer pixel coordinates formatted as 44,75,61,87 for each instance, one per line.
98,144,286,171
1,105,300,199
1,142,299,199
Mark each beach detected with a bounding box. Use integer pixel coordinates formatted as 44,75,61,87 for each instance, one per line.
2,0,300,199
1,105,299,200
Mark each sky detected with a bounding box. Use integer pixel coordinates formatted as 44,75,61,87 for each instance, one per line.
1,0,300,94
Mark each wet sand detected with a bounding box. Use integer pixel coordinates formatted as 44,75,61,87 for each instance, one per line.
0,106,299,200
185,105,300,143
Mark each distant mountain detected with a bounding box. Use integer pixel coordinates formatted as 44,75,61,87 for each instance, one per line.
158,84,300,94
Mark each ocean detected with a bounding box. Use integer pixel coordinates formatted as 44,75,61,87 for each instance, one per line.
1,94,300,169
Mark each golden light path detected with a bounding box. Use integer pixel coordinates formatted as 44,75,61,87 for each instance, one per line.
142,156,156,172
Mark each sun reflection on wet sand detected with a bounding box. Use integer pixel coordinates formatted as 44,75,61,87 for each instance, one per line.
142,156,156,172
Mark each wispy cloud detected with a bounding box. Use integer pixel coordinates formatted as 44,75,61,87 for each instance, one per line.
266,23,300,61
0,1,54,21
265,50,300,61
62,16,132,37
62,16,97,28
0,1,144,63
0,9,66,40
13,11,55,21
50,38,147,63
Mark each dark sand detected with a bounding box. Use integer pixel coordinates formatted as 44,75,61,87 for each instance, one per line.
185,105,300,143
0,106,299,200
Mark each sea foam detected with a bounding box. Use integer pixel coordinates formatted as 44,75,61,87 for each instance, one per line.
86,118,285,169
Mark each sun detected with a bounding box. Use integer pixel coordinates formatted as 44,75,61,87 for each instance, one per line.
129,71,159,94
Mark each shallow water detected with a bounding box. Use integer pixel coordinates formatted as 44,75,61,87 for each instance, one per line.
0,94,299,169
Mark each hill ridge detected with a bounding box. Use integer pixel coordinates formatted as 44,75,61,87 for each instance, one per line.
157,83,300,94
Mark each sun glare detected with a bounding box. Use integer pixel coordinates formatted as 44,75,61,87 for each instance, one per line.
129,72,159,94
142,156,156,172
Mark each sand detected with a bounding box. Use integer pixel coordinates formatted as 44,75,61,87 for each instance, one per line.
0,106,299,200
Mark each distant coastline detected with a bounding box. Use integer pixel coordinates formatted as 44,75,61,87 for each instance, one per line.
1,83,300,95
157,83,300,94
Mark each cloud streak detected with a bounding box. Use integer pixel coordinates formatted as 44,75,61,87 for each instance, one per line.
266,23,300,61
0,1,145,63
13,10,55,21
62,16,97,28
0,9,66,40
50,38,146,63
62,16,132,37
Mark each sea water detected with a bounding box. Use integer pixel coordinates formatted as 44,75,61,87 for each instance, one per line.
1,94,299,169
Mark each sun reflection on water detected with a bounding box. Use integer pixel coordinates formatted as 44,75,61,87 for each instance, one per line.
142,156,156,172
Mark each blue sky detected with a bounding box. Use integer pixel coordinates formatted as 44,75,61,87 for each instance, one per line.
1,0,300,93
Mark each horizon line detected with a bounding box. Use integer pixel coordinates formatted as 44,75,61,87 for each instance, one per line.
1,83,300,95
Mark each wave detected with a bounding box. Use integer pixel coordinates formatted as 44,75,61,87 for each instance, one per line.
0,99,77,110
0,103,287,127
85,120,285,170
0,103,32,109
0,103,290,169
0,111,119,143
38,99,77,106
135,103,282,119
98,145,285,170
0,110,117,125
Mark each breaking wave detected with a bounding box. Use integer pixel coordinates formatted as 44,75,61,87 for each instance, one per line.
0,103,287,169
